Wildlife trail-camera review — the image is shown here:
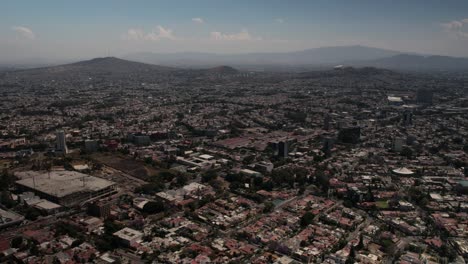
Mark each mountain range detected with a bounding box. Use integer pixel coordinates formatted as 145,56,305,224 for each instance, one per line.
2,45,468,74
124,45,468,72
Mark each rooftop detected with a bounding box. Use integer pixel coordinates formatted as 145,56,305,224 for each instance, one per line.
15,170,115,198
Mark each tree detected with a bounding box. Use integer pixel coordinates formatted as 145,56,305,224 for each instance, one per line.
315,172,330,192
11,236,23,248
135,181,165,195
440,244,457,262
300,212,314,228
201,170,217,183
0,169,15,191
345,246,356,264
356,234,364,250
0,191,15,208
263,202,275,213
175,174,188,187
298,186,306,195
24,207,41,221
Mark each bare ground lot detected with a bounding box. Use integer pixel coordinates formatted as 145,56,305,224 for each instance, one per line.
91,153,159,181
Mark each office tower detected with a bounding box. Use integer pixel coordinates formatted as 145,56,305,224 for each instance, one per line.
324,114,332,130
278,141,289,158
56,130,68,154
416,89,433,105
392,137,405,152
338,126,361,144
402,111,413,126
322,136,334,157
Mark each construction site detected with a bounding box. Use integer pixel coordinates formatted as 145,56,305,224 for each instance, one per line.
15,170,117,207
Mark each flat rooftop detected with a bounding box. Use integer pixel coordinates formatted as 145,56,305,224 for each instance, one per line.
16,170,116,198
0,208,24,227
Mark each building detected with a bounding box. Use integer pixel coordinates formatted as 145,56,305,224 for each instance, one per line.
56,130,68,154
387,96,404,106
15,171,117,207
254,161,274,173
322,136,335,156
338,126,361,144
392,137,405,152
456,180,468,194
0,208,24,229
417,89,434,105
88,200,112,219
240,169,263,178
278,141,289,158
402,111,413,126
113,227,143,247
128,133,151,146
84,139,99,153
323,114,332,130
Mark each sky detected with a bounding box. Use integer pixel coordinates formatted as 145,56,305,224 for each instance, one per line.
1,0,468,63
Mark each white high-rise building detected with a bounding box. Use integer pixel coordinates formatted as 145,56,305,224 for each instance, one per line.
56,130,68,154
392,137,405,153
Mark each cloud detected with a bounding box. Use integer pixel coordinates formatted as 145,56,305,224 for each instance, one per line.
275,18,285,24
192,17,204,24
11,26,35,39
441,18,468,38
210,29,261,41
123,25,176,41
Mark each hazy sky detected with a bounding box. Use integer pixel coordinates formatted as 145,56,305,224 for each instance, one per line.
2,0,468,63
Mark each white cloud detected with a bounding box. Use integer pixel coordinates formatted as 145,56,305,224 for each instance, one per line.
11,26,35,39
192,17,204,24
275,18,285,24
210,29,261,41
123,25,176,41
441,18,468,38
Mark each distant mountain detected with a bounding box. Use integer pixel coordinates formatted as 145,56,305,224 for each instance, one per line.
349,54,468,71
2,57,246,82
125,46,468,72
4,57,179,81
0,66,16,72
44,57,175,74
298,66,396,79
125,46,401,68
205,66,239,75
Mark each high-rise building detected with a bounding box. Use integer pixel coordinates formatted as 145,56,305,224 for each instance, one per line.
88,200,112,219
416,89,433,105
278,141,289,158
84,139,99,153
322,136,334,157
324,114,332,130
402,111,413,126
56,130,68,154
338,126,361,144
392,137,405,152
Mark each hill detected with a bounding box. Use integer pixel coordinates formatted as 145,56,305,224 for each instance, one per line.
205,66,239,75
1,57,246,83
350,54,468,71
3,57,182,82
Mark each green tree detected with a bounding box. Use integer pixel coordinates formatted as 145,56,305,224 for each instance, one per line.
263,202,275,213
345,246,356,264
201,170,217,183
11,236,23,248
300,211,314,228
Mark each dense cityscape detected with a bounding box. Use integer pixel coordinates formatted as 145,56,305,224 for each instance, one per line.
3,1,468,264
0,56,467,264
